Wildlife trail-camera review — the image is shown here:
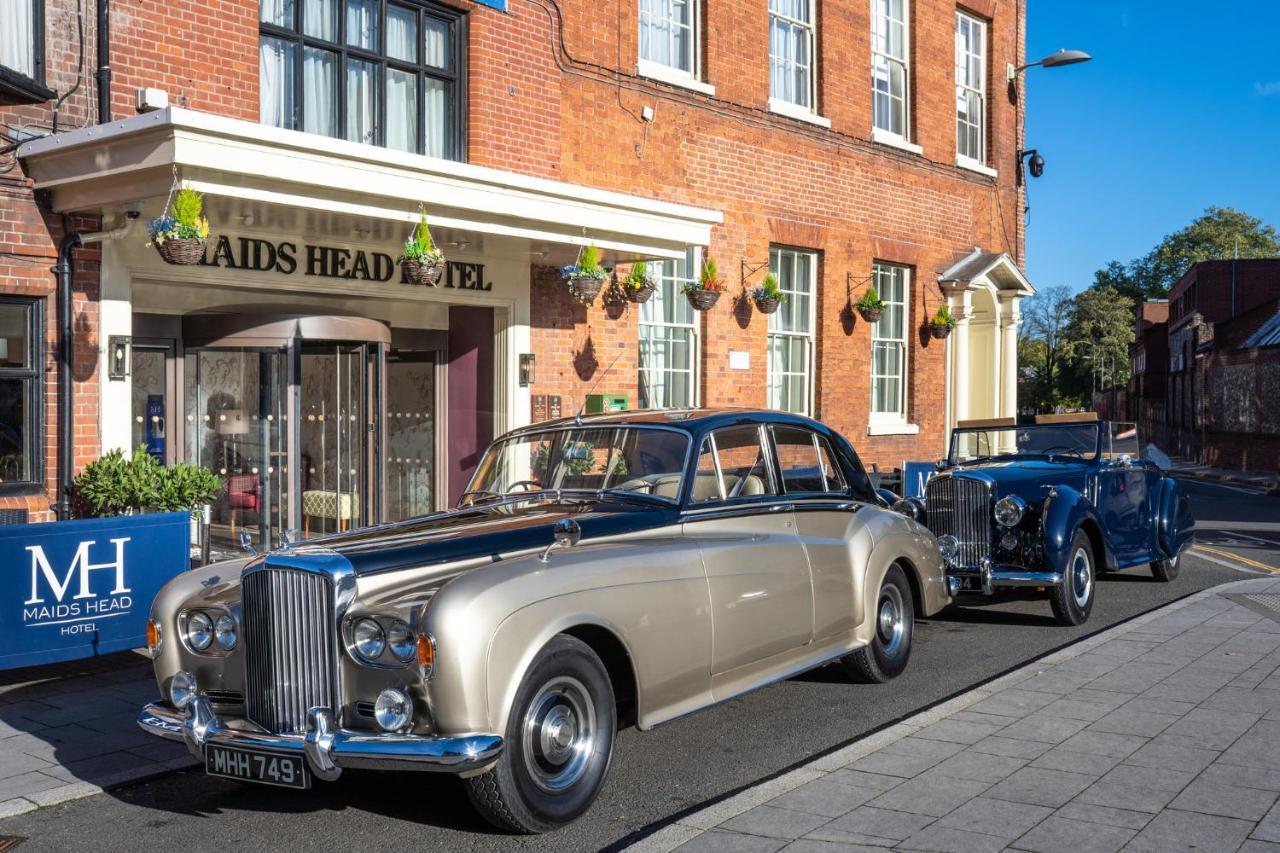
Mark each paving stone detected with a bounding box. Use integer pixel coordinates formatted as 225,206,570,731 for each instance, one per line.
722,805,833,840
1161,707,1264,749
846,750,940,779
1238,842,1280,853
1054,801,1153,830
674,829,787,853
1087,662,1179,694
1074,765,1196,814
1121,740,1219,774
807,806,934,846
826,770,905,793
1014,671,1098,695
1219,720,1280,770
0,798,37,819
985,767,1095,808
1121,807,1254,853
1068,689,1137,710
966,689,1059,718
928,750,1027,783
1055,730,1148,758
1199,688,1280,714
1030,746,1123,776
1039,698,1117,722
897,825,1007,853
866,772,991,817
1011,815,1137,853
935,796,1052,839
947,711,1022,729
1167,778,1279,821
1087,710,1180,738
769,779,881,819
1254,799,1280,843
779,840,885,853
1092,640,1159,662
913,719,1005,747
968,736,1053,760
882,737,968,762
999,715,1091,745
1197,762,1280,794
0,769,66,802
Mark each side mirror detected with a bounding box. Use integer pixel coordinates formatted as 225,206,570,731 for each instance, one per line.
540,518,581,563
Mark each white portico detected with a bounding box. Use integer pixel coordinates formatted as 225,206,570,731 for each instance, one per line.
939,250,1035,432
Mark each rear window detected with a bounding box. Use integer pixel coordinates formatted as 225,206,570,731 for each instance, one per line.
773,426,847,493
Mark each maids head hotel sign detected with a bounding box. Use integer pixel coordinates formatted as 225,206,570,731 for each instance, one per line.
197,234,494,291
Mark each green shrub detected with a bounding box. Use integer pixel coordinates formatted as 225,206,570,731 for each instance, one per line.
624,261,653,291
399,211,445,263
855,285,886,312
931,303,957,330
752,272,786,303
683,256,723,294
171,188,204,228
73,450,222,517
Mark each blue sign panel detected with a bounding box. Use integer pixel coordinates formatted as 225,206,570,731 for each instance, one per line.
0,512,189,670
472,0,506,9
902,461,939,499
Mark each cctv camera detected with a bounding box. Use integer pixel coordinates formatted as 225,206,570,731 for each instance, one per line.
1028,152,1045,178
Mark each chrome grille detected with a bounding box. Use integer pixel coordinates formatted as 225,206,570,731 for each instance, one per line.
242,568,337,735
926,476,992,568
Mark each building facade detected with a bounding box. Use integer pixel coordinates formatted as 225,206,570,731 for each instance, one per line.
2,0,1032,545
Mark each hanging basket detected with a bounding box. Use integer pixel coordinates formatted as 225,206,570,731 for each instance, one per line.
402,257,445,286
568,275,606,305
930,323,953,340
623,279,656,304
154,238,206,266
686,289,721,312
753,296,780,315
857,305,884,323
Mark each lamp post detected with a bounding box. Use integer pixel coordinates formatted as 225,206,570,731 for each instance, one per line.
1006,49,1092,82
1009,49,1092,189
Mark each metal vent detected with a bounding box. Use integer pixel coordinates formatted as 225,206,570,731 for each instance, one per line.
205,689,245,707
0,510,29,526
925,476,992,568
242,568,337,734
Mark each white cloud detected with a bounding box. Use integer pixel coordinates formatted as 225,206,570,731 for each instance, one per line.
1255,80,1280,97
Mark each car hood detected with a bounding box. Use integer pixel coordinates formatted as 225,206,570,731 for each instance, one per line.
943,459,1091,504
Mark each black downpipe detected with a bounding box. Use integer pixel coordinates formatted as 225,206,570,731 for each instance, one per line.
95,0,111,124
52,226,84,520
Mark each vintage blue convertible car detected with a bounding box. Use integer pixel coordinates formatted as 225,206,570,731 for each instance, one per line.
894,414,1194,626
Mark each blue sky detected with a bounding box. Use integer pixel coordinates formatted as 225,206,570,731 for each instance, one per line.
1025,1,1280,292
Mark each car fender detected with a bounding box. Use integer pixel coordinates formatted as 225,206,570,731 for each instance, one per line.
1155,476,1195,558
1041,485,1112,575
861,509,950,631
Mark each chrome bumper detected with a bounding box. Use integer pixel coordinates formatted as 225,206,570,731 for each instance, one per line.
139,697,503,781
946,557,1063,596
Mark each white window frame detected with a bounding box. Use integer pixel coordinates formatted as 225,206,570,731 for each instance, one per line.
869,262,915,433
955,11,989,171
870,0,912,146
768,0,819,117
767,247,817,417
638,0,716,95
639,248,701,410
0,0,46,93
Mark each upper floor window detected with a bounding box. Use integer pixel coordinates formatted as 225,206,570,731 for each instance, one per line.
0,298,42,494
955,11,987,165
870,262,910,422
871,0,909,139
769,0,816,111
639,0,697,76
0,0,53,102
767,247,817,416
259,0,465,160
639,249,700,409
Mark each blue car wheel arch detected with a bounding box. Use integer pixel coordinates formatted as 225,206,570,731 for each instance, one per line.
1041,484,1113,577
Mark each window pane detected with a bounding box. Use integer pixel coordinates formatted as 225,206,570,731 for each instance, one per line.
424,77,447,158
692,438,721,502
0,378,31,485
709,426,775,499
131,348,167,460
260,0,294,29
345,0,378,50
2,0,36,75
423,16,450,68
259,36,297,128
817,437,847,491
387,5,417,62
302,0,335,40
386,67,418,153
345,57,377,144
774,426,826,493
0,305,30,368
303,46,337,137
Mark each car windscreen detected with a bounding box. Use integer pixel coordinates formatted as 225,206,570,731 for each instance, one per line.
463,427,691,504
951,423,1100,464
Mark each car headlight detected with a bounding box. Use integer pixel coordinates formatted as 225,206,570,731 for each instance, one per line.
374,687,414,732
994,495,1027,528
937,534,959,564
170,670,198,709
891,498,923,522
185,611,214,651
352,618,386,662
214,614,237,650
387,621,416,663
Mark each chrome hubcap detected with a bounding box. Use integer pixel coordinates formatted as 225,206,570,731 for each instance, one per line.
877,585,906,656
522,676,595,793
1072,547,1093,608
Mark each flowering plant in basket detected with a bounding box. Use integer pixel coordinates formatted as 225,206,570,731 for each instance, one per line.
147,188,209,265
929,303,956,339
621,261,657,303
399,212,446,286
561,244,609,305
681,256,724,311
751,272,786,315
854,285,887,322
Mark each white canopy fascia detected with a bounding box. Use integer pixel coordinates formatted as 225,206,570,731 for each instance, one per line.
938,249,1036,298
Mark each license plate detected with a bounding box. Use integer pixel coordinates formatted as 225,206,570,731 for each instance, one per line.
206,744,310,789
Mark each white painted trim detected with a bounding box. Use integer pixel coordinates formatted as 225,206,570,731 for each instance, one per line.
868,420,920,436
767,98,832,128
871,128,923,155
637,59,716,96
956,155,997,178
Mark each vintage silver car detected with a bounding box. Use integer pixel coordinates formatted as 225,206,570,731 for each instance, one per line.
139,409,950,832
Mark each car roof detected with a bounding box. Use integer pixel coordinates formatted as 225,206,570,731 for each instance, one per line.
502,408,831,439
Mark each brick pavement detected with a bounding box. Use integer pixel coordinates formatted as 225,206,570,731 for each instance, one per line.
629,576,1280,853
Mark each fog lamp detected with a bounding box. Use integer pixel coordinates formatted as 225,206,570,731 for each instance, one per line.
937,534,959,564
1000,532,1020,552
994,495,1027,528
170,670,198,710
374,688,414,732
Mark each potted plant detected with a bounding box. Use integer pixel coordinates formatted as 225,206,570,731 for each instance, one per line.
682,256,724,312
855,285,886,322
752,272,786,315
147,187,210,265
929,303,957,339
399,211,446,286
72,450,221,517
562,243,609,305
622,261,657,303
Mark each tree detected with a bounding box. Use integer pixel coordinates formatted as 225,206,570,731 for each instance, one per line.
1060,286,1136,404
1018,285,1076,412
1090,207,1280,302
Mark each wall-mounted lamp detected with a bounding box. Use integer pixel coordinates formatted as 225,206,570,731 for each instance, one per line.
1006,49,1092,81
107,335,132,381
519,353,536,387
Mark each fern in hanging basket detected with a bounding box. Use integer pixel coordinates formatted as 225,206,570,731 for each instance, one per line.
621,261,657,303
751,272,787,315
854,285,887,322
929,303,957,339
399,211,446,286
561,243,609,305
147,187,210,265
681,256,724,311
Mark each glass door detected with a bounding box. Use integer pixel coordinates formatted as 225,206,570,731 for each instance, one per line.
130,342,174,463
385,350,437,521
299,343,372,537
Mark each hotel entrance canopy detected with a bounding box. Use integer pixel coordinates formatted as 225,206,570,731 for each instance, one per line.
18,107,721,264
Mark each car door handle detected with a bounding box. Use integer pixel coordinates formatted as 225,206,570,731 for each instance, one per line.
768,503,795,512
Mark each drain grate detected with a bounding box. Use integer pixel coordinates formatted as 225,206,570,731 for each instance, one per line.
1222,592,1280,623
0,836,26,851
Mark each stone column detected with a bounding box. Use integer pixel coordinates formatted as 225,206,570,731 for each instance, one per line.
999,298,1021,419
950,290,972,425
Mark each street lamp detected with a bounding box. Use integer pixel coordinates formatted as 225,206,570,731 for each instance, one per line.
1006,49,1092,81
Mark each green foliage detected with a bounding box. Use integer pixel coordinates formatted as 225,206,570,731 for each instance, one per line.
624,261,653,292
683,256,723,294
1059,286,1136,401
1018,285,1079,413
565,243,608,282
171,188,204,228
855,285,885,312
1091,206,1280,301
73,450,222,517
147,186,210,245
400,211,445,263
752,272,786,303
930,303,956,329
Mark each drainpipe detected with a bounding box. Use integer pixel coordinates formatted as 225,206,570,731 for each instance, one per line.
51,213,138,519
95,0,111,124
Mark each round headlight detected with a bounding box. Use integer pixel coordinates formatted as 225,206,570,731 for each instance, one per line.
994,495,1027,528
891,498,916,519
937,534,959,564
374,687,414,732
185,611,213,651
170,670,198,709
214,614,237,650
387,621,416,663
353,618,386,662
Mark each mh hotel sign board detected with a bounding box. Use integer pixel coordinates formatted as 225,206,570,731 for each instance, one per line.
197,234,494,291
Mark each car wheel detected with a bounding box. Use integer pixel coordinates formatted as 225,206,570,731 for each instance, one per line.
842,564,914,683
464,634,616,834
1151,551,1181,582
1050,530,1095,626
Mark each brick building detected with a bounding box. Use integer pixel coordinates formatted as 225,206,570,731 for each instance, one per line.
1127,299,1168,442
2,0,1033,543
